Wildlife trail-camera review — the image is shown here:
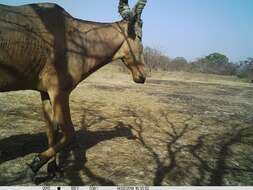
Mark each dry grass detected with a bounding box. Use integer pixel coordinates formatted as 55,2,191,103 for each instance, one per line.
0,64,253,186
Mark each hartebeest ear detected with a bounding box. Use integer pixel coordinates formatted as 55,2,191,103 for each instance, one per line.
119,0,147,39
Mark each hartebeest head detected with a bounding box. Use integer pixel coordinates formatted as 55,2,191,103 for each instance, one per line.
115,0,147,84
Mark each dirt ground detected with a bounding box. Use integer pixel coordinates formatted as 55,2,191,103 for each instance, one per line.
0,64,253,186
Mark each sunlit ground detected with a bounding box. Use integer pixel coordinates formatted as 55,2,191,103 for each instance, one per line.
0,64,253,186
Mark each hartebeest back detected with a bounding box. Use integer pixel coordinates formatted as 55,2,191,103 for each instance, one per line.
0,0,147,179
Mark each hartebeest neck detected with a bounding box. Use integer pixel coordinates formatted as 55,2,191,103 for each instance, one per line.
69,18,128,80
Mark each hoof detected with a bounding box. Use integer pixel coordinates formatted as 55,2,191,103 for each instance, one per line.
24,164,37,181
25,155,48,182
47,161,64,178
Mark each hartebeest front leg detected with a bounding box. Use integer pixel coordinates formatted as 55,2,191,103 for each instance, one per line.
40,92,62,178
28,90,75,178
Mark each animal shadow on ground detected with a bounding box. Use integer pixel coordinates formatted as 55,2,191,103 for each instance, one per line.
57,122,136,186
0,105,136,185
1,103,253,185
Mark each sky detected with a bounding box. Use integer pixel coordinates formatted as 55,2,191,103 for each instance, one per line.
0,0,253,62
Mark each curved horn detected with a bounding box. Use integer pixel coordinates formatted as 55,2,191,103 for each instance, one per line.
133,0,147,19
118,0,132,20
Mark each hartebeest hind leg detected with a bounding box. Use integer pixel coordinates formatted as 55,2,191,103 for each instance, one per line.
40,92,62,177
28,90,75,178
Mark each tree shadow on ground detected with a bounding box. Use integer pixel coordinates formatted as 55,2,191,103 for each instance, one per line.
121,107,253,186
1,103,253,186
58,121,135,186
190,125,253,186
55,103,136,185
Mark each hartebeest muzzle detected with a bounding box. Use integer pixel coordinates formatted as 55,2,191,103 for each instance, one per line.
135,75,146,84
118,0,147,84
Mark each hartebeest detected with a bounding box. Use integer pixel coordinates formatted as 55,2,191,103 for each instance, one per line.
0,0,147,179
